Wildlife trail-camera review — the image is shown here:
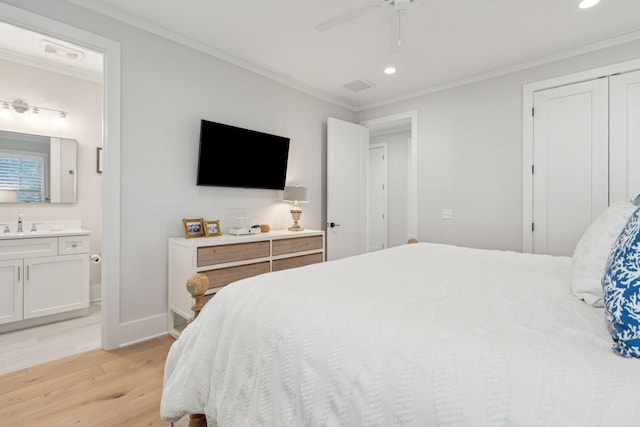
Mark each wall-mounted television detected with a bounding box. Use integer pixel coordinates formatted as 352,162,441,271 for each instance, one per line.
196,119,290,190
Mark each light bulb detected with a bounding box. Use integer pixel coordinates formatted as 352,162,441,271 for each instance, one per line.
58,111,68,128
30,107,40,125
384,66,397,75
1,102,11,120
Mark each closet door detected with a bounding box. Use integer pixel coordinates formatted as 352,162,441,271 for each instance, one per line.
532,78,609,256
610,70,640,201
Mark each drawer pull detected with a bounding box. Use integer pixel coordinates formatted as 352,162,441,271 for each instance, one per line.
72,243,78,248
17,265,20,282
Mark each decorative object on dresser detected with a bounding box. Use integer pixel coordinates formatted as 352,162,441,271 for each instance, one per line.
181,218,204,239
203,219,221,237
283,185,308,231
167,229,324,337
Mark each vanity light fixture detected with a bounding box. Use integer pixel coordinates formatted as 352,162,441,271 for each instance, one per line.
0,99,68,123
579,0,600,8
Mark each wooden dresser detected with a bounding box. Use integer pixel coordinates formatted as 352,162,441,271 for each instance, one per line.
167,229,324,337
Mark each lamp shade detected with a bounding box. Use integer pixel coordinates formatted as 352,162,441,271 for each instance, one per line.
283,186,308,203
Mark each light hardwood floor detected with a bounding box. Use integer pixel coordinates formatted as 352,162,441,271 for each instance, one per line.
0,334,178,426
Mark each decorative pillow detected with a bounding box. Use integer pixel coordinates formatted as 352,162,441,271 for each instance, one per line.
602,207,640,358
570,201,637,306
633,194,640,206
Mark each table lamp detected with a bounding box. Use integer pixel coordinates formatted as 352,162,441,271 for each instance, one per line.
283,186,308,231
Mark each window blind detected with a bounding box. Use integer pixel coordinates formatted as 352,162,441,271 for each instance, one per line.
0,151,46,203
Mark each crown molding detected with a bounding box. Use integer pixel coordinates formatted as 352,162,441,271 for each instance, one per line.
0,47,103,83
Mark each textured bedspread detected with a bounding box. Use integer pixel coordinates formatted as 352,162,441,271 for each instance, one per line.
161,243,640,426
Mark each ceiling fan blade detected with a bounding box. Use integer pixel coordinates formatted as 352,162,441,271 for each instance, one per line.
314,1,387,32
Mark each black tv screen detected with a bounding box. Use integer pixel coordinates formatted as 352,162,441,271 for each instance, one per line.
196,120,290,190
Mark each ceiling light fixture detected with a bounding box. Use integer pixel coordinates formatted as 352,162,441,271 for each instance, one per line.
384,67,397,75
579,0,600,9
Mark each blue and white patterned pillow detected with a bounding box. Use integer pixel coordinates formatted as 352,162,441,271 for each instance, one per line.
602,207,640,358
633,194,640,206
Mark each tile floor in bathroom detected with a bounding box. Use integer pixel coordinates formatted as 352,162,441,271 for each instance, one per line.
0,301,101,375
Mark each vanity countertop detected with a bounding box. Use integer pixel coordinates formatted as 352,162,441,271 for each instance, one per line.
0,229,91,240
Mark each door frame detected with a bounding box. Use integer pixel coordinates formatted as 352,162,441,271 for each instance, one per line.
522,58,640,253
360,110,418,241
0,3,123,349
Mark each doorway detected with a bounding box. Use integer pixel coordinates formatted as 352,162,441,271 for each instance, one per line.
0,3,122,350
326,110,417,260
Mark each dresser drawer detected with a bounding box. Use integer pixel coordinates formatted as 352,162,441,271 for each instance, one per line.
272,253,324,272
272,236,323,256
197,241,270,266
0,237,58,261
58,235,90,255
201,261,270,287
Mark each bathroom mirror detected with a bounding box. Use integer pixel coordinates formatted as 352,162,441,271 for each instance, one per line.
0,129,77,203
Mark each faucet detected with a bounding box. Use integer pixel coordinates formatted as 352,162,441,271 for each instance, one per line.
17,212,23,233
31,223,41,232
0,224,9,233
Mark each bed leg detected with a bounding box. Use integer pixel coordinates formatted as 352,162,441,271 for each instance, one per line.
188,413,207,427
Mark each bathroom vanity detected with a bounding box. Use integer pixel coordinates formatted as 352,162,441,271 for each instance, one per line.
0,225,91,332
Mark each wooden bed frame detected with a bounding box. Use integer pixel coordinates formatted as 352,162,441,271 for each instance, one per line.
180,238,419,427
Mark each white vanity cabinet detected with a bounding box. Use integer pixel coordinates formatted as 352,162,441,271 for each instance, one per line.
0,233,90,329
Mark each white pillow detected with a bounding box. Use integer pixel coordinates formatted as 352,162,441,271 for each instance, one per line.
570,201,637,306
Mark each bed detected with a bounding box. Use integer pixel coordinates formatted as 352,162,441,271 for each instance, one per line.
161,201,640,426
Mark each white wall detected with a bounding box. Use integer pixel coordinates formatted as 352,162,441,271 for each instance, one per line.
0,0,355,342
357,39,640,252
0,58,103,291
370,130,409,248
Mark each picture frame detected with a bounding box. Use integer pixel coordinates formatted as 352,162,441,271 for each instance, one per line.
182,218,204,239
204,219,222,237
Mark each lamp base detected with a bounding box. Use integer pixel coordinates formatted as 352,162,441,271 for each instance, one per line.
289,208,304,232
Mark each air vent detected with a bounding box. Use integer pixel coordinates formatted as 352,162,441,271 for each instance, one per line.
39,40,84,61
344,79,375,92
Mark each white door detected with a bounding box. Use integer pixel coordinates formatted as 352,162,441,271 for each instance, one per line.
532,78,609,256
368,144,388,252
610,70,640,201
326,117,368,261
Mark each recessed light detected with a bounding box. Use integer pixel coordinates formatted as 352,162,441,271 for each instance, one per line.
384,67,396,75
579,0,600,9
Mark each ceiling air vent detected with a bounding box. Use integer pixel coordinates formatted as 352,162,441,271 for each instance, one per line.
39,40,85,61
344,79,375,92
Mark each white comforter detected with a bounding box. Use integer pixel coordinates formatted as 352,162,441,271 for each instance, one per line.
161,243,640,426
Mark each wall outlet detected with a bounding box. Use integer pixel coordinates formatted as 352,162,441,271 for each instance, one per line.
441,208,453,219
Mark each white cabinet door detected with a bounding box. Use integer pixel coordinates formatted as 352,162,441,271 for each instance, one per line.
610,69,640,201
24,254,89,319
0,259,22,324
532,78,609,256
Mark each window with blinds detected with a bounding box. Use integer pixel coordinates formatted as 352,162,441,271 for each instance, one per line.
0,151,47,203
